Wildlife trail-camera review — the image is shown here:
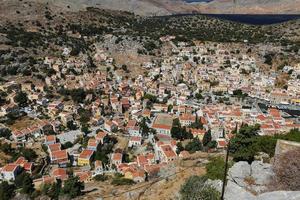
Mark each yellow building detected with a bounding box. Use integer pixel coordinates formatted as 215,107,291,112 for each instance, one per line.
78,150,94,166
291,99,300,106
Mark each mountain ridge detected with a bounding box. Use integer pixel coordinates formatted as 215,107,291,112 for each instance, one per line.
1,0,300,17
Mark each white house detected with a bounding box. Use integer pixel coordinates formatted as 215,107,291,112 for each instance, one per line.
1,164,21,181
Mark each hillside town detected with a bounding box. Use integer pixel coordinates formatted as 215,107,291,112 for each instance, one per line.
0,35,300,199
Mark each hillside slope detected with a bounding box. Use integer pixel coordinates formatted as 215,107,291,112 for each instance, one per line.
1,0,299,16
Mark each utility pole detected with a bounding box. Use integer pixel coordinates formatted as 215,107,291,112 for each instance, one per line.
221,140,230,200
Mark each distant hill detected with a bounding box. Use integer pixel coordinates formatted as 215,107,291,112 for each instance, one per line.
1,0,299,16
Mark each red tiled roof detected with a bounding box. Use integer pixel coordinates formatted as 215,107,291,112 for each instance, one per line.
152,124,172,130
2,164,18,172
79,149,94,159
51,150,68,160
160,145,176,158
112,153,122,161
48,143,61,152
46,135,56,142
130,136,142,142
14,157,26,165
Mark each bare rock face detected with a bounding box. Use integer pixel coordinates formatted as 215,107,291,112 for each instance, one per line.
225,180,256,200
227,161,251,188
226,161,274,195
257,191,300,200
251,161,274,186
223,161,300,200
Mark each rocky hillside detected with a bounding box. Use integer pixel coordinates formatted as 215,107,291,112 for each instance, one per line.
0,1,300,78
1,0,299,16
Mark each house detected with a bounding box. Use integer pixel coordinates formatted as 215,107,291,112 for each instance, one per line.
1,164,21,181
78,150,94,167
111,153,122,167
179,114,196,127
124,168,145,183
152,114,173,136
157,144,177,163
59,112,73,126
129,126,140,136
92,160,103,177
142,109,151,118
137,153,155,168
50,150,69,167
189,128,206,140
126,119,137,130
11,130,26,142
51,168,69,181
96,131,107,144
44,135,56,145
216,138,227,149
128,136,142,148
75,171,92,182
179,150,190,158
144,163,165,178
14,157,34,174
48,143,61,153
87,138,99,151
104,120,117,132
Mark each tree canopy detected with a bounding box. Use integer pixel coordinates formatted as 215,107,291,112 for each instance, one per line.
14,91,29,107
62,177,84,198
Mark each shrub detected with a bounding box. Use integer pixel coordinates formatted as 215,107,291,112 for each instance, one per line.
111,177,135,186
93,174,108,182
180,176,220,200
205,156,232,180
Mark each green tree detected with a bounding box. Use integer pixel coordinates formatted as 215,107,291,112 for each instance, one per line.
0,181,15,200
203,130,212,146
171,119,193,140
18,148,37,162
70,88,86,103
207,141,217,149
21,173,34,194
180,176,220,200
78,108,92,125
140,117,149,137
14,91,29,107
0,128,12,140
62,177,84,198
230,124,260,163
191,115,203,129
176,142,184,154
48,180,62,200
185,138,203,153
67,120,78,130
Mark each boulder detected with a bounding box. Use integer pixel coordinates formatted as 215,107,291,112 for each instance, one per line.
225,180,256,200
257,191,300,200
251,161,274,186
228,161,251,187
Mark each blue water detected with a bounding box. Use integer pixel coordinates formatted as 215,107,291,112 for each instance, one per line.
184,0,213,2
205,14,300,25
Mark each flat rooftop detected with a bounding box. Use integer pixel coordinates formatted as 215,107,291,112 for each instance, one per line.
153,114,173,126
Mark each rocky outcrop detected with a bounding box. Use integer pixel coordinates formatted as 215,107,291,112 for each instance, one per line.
220,161,300,200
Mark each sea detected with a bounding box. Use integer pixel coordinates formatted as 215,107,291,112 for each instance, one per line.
204,14,300,25
182,0,300,25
